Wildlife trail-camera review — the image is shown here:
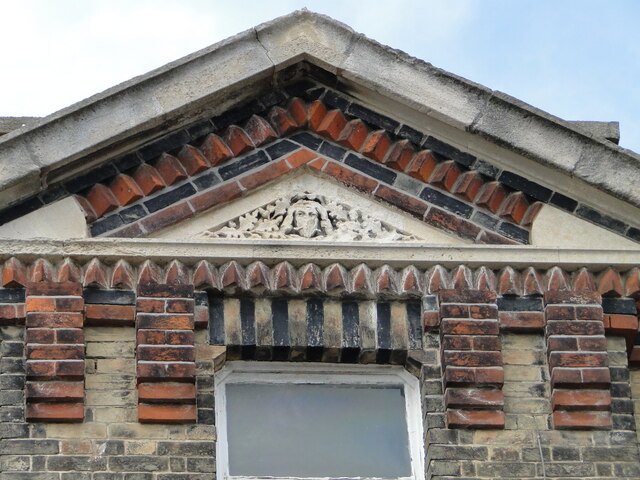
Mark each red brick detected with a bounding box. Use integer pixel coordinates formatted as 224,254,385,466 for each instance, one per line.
137,346,195,362
137,284,194,298
308,158,327,170
423,311,440,329
285,149,316,168
424,207,481,241
138,404,196,423
598,268,624,297
580,367,612,386
478,230,518,245
200,134,233,167
577,336,608,352
73,195,98,223
165,330,195,345
452,171,483,202
244,115,278,146
361,131,391,162
440,289,497,303
26,328,56,344
442,335,501,351
3,258,27,288
316,110,347,140
0,304,25,325
441,319,499,335
443,366,505,387
136,314,194,330
552,411,611,430
406,150,437,180
545,305,576,320
155,154,188,185
546,320,604,336
498,192,529,224
551,389,611,411
445,388,504,409
26,312,83,328
26,381,84,402
85,304,136,326
136,362,196,382
474,367,505,386
110,174,143,206
26,360,84,380
140,202,194,234
136,299,165,313
189,181,242,213
178,145,210,176
267,106,298,135
287,97,307,127
138,382,196,403
446,409,505,429
56,329,84,344
137,330,166,345
520,202,543,226
25,402,84,422
86,184,120,217
441,304,469,318
374,185,428,218
26,297,84,313
475,182,506,214
104,222,145,238
337,119,369,150
26,345,84,361
194,306,209,329
240,160,289,190
575,305,604,321
384,141,414,171
307,100,327,131
608,313,638,330
429,160,460,191
166,299,194,314
133,164,165,195
322,162,378,193
442,351,503,367
548,352,608,368
544,290,602,305
547,336,579,351
551,367,611,389
499,311,545,331
223,126,254,156
469,304,498,319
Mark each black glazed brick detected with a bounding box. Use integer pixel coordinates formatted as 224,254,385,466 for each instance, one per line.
345,153,397,184
218,151,270,181
497,297,544,311
138,130,191,161
499,171,552,202
186,120,216,141
498,221,529,244
120,204,147,224
211,99,264,130
602,298,637,315
407,301,422,350
64,164,119,193
474,160,500,179
305,87,326,101
208,296,225,346
347,103,399,132
626,227,640,242
272,298,290,348
144,183,196,213
259,90,288,109
342,301,360,349
290,132,322,150
472,211,499,230
240,298,256,347
83,289,136,305
114,153,142,173
420,187,473,218
397,125,423,146
284,79,317,97
576,205,626,233
266,140,299,160
39,185,68,205
307,299,324,348
376,302,392,351
319,141,347,161
193,172,221,191
422,295,438,311
0,288,25,303
0,196,44,226
549,192,578,212
423,136,476,167
323,90,350,110
90,214,124,236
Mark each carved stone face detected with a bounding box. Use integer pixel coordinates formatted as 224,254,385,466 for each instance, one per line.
292,202,320,238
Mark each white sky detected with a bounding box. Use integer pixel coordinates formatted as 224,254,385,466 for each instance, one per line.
1,0,639,152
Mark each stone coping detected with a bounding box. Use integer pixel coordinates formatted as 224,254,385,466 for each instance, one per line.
0,10,639,214
0,238,638,269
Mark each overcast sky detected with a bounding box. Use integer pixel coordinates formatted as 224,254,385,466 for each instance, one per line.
2,0,639,152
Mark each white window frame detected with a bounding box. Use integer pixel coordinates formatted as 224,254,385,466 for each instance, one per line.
214,362,425,480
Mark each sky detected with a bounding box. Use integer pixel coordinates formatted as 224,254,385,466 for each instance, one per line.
1,0,639,152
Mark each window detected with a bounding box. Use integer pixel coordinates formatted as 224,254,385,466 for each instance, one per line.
215,362,424,480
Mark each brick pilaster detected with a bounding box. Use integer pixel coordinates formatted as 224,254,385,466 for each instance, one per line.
24,282,85,422
439,289,505,428
136,283,196,423
544,291,612,429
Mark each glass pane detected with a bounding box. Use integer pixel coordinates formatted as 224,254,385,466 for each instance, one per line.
226,383,412,478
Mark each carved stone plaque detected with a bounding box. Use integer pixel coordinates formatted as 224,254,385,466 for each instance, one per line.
198,192,418,241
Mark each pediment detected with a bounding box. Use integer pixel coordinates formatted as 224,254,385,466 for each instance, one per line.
150,172,466,245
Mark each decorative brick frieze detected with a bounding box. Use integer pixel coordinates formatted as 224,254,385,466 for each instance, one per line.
135,282,196,423
24,281,85,422
544,291,612,430
439,288,505,429
209,296,422,364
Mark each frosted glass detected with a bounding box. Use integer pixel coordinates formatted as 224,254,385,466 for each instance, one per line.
226,383,412,478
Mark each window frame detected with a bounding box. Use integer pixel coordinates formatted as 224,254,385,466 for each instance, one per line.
214,362,425,480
